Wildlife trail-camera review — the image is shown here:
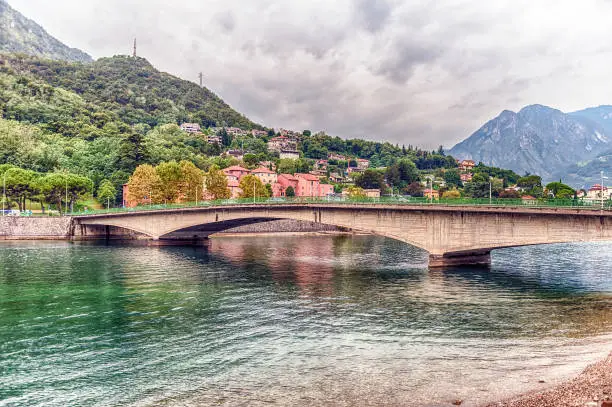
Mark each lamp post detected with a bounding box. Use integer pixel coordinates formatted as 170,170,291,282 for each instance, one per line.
602,171,609,210
489,177,493,205
2,172,6,217
65,173,68,216
253,177,256,204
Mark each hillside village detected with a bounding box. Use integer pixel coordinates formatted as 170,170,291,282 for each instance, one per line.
119,122,611,208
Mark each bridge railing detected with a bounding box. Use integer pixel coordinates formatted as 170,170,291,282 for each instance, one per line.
69,196,612,216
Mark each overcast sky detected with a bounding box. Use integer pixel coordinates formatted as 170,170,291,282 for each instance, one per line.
8,0,612,148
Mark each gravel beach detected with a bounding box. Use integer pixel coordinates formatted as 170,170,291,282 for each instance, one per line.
487,352,612,407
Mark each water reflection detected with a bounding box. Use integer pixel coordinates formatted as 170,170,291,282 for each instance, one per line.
0,237,610,407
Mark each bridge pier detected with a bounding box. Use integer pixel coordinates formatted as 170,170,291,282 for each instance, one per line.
429,251,491,268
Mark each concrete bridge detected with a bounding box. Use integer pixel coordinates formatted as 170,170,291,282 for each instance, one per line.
73,204,612,267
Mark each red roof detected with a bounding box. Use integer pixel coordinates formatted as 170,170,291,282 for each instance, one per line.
522,195,536,200
224,166,250,173
279,173,298,181
252,167,276,174
295,173,320,181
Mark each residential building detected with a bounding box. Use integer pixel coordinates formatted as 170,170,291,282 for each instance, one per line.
319,183,334,197
227,179,241,198
207,134,222,144
357,159,370,170
280,150,300,160
460,173,473,182
295,173,321,197
252,130,268,137
268,136,297,153
275,174,299,197
252,167,278,185
329,173,345,183
314,160,328,171
459,160,476,172
328,153,347,161
180,123,202,133
587,184,611,201
223,166,251,180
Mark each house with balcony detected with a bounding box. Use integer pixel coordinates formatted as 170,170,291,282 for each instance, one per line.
180,123,202,133
459,160,476,172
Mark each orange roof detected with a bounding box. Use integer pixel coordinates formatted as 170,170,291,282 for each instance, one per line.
252,167,276,174
295,173,320,181
224,166,250,173
522,195,536,200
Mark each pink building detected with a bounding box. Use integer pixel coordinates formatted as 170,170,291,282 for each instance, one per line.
223,166,251,180
319,183,334,196
252,167,278,185
227,179,241,198
295,173,321,197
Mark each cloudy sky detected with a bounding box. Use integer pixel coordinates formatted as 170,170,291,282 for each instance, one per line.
8,0,612,148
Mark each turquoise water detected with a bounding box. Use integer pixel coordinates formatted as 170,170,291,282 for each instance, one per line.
0,236,611,406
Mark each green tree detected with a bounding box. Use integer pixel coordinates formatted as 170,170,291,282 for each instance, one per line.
3,168,39,211
239,175,269,199
355,169,387,192
155,161,183,203
443,169,462,188
545,182,575,199
97,179,117,209
204,165,230,200
285,186,295,197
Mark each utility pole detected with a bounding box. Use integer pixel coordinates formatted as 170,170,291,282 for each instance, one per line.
489,177,492,205
253,178,256,204
198,72,203,87
133,38,137,58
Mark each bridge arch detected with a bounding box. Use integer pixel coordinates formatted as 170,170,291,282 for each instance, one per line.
74,204,612,267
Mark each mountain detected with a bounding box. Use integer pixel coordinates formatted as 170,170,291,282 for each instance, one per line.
0,0,92,62
2,53,260,130
569,105,612,136
449,104,610,184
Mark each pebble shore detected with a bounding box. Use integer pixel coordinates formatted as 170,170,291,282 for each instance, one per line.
487,352,612,407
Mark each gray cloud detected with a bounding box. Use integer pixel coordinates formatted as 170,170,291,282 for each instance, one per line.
353,0,393,33
7,0,612,149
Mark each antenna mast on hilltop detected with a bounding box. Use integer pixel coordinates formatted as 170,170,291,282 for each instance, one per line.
198,72,203,87
133,38,137,57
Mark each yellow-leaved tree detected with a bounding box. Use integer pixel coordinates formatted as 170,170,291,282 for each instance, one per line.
239,175,269,199
155,161,183,203
204,165,231,200
127,164,160,205
179,160,204,202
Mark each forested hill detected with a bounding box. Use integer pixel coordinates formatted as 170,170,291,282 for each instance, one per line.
0,0,92,62
2,54,261,130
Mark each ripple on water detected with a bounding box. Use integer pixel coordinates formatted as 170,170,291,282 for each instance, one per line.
0,237,611,407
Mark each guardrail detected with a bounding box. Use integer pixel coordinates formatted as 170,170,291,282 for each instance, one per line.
66,196,612,216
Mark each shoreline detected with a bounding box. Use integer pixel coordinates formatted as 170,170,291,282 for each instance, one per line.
486,352,612,407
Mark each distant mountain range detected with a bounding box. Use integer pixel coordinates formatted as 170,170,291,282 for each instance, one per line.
449,105,612,187
0,0,92,62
